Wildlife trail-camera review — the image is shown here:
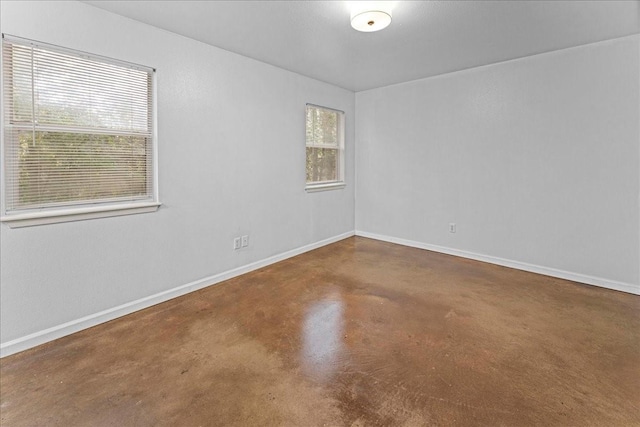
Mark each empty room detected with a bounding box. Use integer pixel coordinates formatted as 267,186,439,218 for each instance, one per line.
0,0,638,425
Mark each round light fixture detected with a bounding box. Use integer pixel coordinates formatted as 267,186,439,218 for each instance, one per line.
351,10,392,32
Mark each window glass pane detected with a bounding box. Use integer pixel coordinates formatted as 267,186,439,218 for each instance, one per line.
306,147,338,183
306,107,314,144
32,48,151,132
13,130,150,209
306,106,338,147
6,45,33,123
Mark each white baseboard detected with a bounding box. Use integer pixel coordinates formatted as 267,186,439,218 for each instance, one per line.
355,230,640,296
0,231,355,358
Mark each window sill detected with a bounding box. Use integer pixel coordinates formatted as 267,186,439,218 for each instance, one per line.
1,201,161,228
305,182,346,193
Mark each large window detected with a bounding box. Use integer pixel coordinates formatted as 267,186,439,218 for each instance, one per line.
305,104,344,191
1,35,158,227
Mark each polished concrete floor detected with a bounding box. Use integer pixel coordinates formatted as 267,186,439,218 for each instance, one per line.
1,237,639,426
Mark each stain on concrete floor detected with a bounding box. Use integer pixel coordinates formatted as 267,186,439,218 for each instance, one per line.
1,237,639,426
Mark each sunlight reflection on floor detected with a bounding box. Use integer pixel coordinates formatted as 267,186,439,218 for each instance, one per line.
301,291,345,382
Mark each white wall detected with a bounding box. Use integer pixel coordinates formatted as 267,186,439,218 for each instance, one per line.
0,1,355,354
356,35,640,294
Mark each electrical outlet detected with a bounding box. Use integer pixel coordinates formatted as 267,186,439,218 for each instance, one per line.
449,223,456,233
241,235,249,247
233,237,241,250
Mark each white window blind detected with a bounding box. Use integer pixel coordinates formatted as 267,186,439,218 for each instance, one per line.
306,104,344,186
2,35,156,216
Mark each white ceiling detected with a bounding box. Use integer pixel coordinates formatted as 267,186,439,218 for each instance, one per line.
85,0,639,92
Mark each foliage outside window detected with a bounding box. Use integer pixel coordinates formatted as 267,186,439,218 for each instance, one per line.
305,104,344,190
1,35,158,226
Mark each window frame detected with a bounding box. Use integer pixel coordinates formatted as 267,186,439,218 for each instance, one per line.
0,34,160,228
305,103,345,192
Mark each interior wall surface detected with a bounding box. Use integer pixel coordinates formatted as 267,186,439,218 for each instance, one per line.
0,1,355,353
355,35,640,294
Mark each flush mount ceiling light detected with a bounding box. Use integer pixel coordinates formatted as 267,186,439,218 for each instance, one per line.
351,9,392,32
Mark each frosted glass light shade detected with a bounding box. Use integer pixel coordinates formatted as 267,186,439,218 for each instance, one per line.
351,10,392,32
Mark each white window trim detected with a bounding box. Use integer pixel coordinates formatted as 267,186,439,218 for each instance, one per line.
305,182,346,192
305,103,345,192
0,34,161,227
0,202,161,228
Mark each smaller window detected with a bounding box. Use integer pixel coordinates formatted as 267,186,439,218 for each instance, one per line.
305,104,345,191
